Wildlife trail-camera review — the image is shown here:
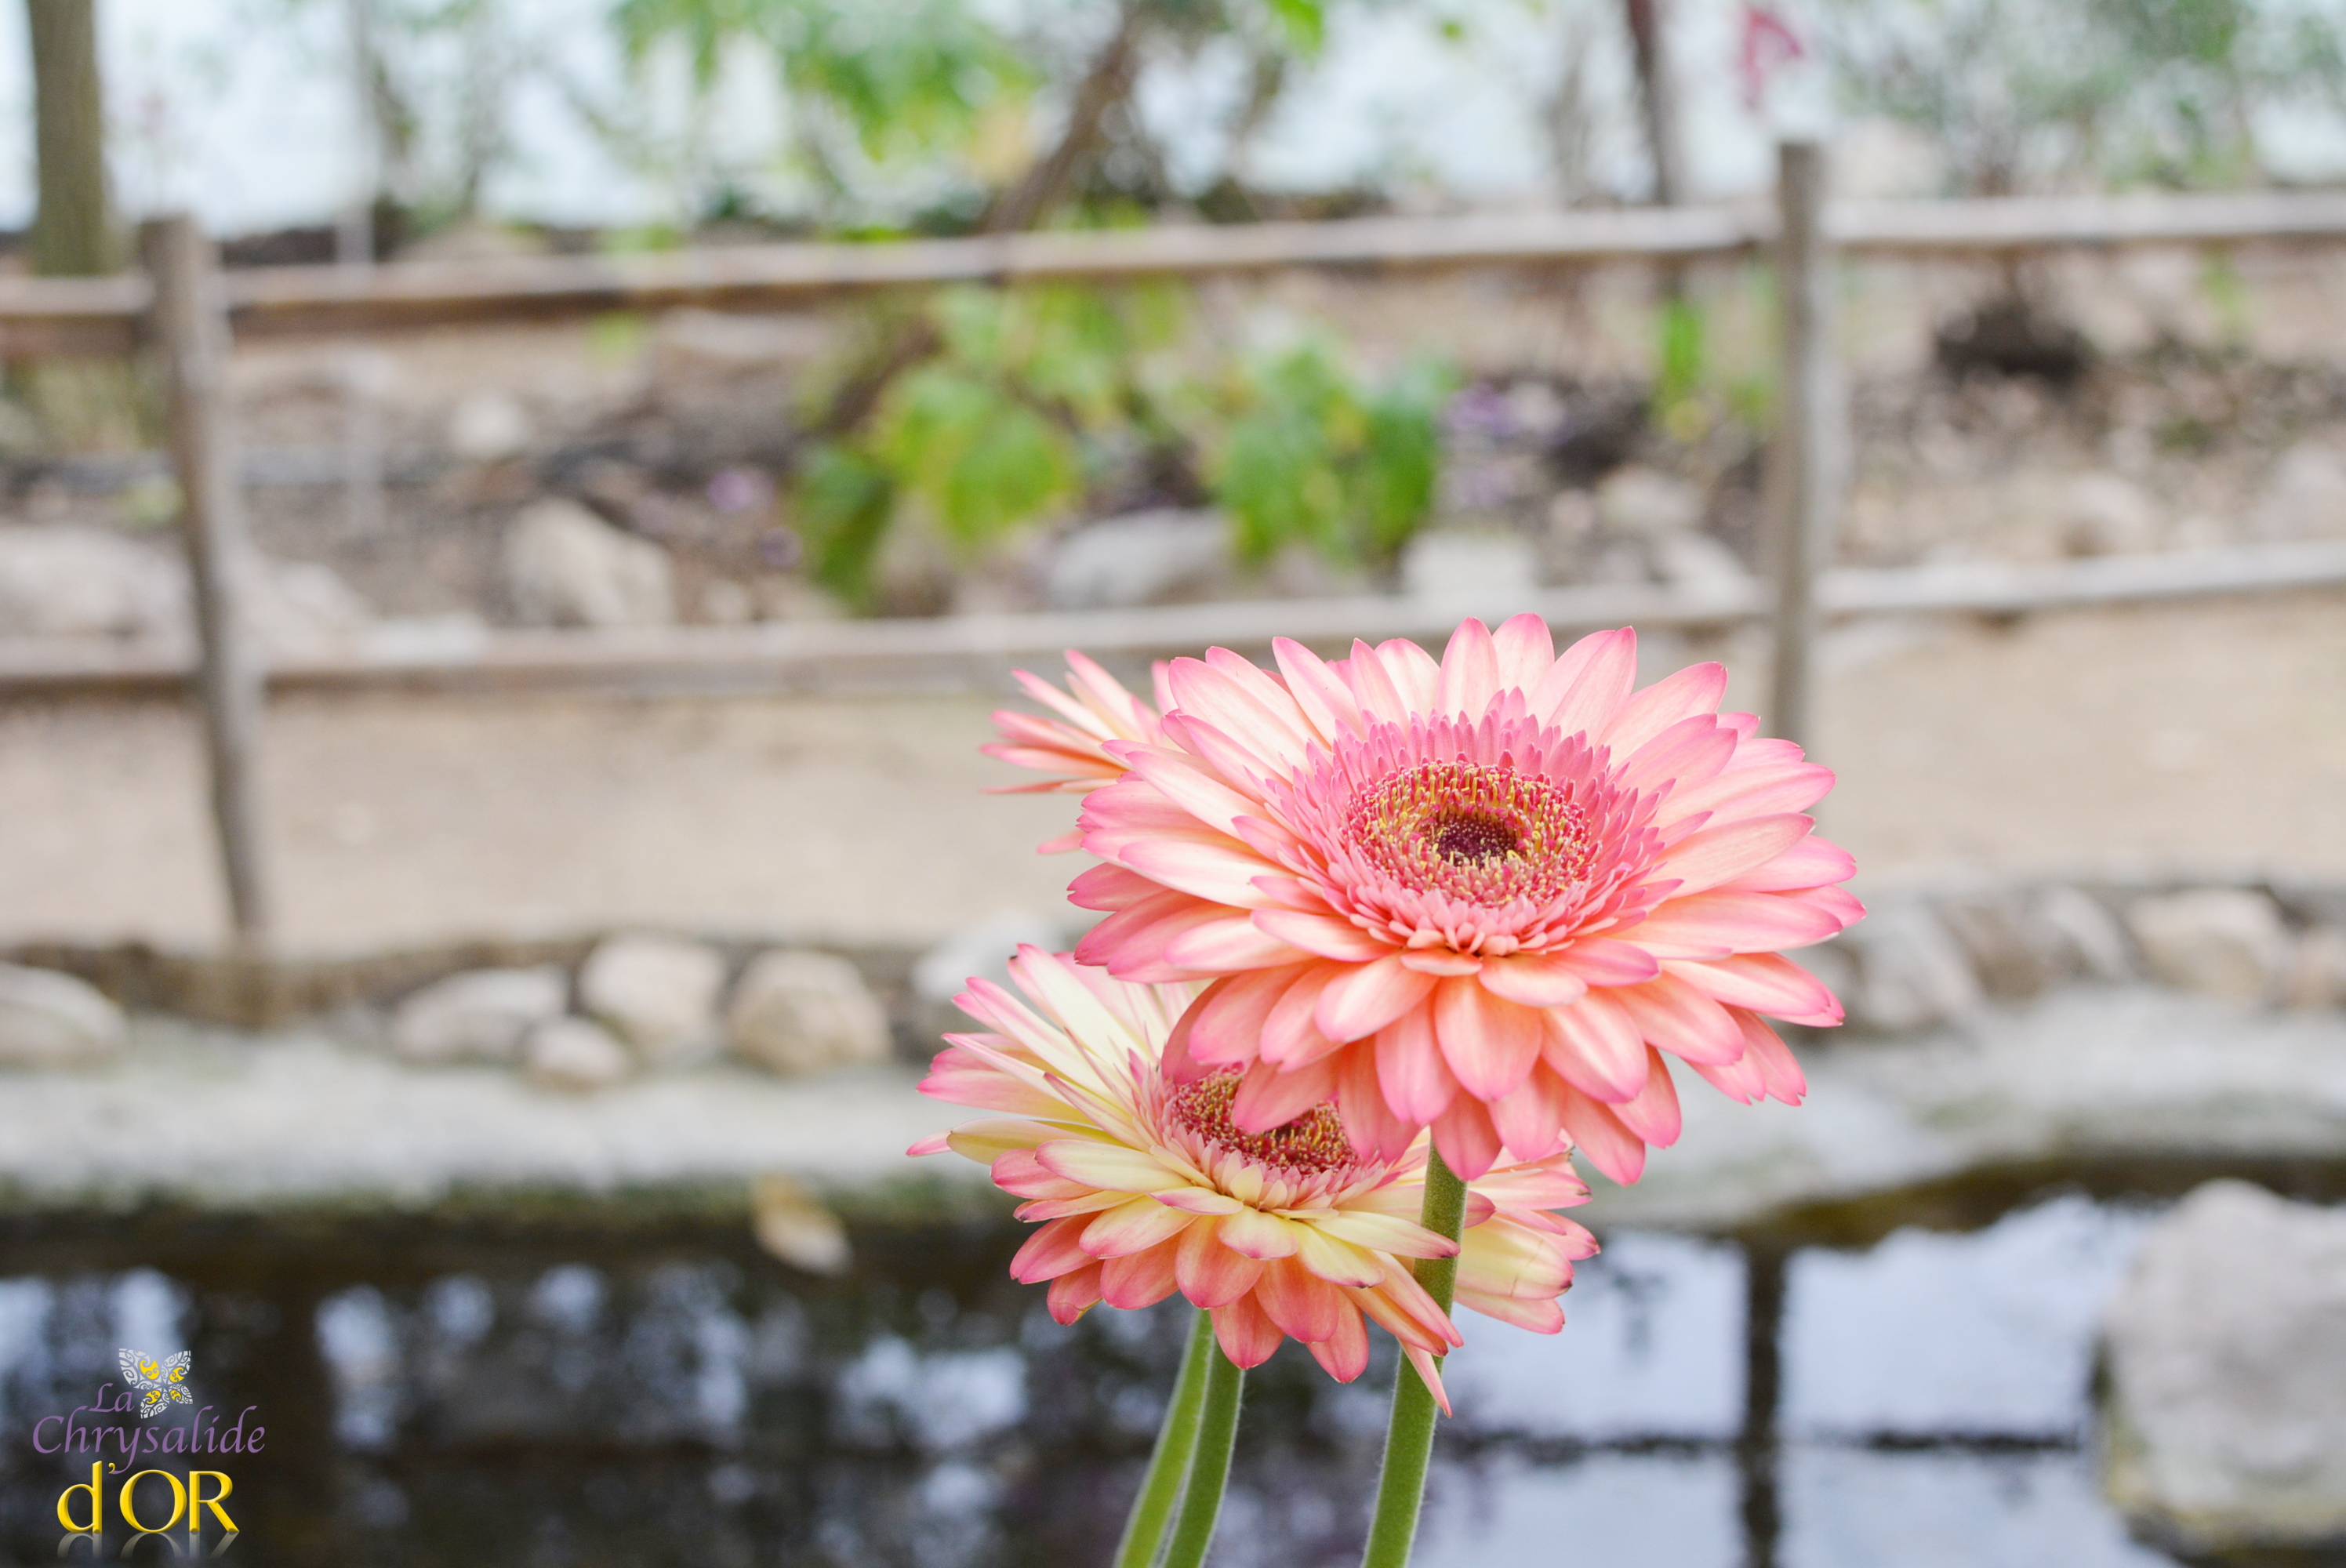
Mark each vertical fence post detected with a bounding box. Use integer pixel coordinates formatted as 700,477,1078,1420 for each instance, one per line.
1766,140,1842,755
141,214,272,946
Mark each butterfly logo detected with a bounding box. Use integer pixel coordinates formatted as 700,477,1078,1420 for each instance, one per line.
117,1348,193,1419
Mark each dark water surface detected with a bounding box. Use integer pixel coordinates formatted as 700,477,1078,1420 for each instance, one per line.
4,1160,2337,1568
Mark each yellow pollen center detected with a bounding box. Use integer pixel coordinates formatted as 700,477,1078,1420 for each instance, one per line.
1346,759,1594,906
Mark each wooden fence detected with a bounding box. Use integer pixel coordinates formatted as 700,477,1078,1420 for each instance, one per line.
20,152,2346,942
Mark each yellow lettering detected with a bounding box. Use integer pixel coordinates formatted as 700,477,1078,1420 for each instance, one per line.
118,1469,187,1534
187,1472,237,1534
55,1461,104,1532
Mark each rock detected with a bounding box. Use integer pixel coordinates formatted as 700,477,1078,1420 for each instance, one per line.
2033,885,2134,982
1937,886,2132,998
2126,889,2290,1004
2057,472,2159,557
0,525,185,639
1839,901,1981,1033
751,1174,851,1275
249,559,372,655
578,933,726,1066
2250,444,2346,542
2285,927,2346,1009
502,499,676,629
522,1017,634,1092
447,392,534,463
1649,531,1748,590
727,951,891,1076
699,579,755,626
0,964,125,1069
1400,530,1538,600
2103,1181,2346,1556
390,967,568,1065
1594,467,1702,539
1044,508,1229,611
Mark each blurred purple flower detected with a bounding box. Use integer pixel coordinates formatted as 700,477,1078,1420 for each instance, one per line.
708,467,774,514
758,528,802,570
1444,384,1516,441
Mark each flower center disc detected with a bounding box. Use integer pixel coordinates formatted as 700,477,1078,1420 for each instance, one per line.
1169,1069,1356,1177
1345,759,1594,907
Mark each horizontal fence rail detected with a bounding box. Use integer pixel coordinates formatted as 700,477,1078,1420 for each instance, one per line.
8,540,2344,701
6,188,2346,356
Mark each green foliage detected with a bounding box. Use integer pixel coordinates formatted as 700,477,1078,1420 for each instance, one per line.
1209,341,1451,571
796,283,1190,604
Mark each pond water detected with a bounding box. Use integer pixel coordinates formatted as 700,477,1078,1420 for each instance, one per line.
0,1163,2326,1568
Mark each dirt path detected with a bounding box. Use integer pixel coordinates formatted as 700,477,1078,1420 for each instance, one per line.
4,593,2342,953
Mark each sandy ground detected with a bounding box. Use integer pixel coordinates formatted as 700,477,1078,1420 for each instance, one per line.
3,592,2343,954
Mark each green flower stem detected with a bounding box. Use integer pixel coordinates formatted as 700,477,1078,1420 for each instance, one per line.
1156,1337,1247,1568
1360,1149,1469,1568
1113,1308,1216,1568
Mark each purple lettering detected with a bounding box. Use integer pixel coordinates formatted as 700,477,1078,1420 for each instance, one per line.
245,1425,263,1453
31,1414,62,1453
162,1425,187,1454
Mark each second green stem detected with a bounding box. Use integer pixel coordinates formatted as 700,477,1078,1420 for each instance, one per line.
1358,1149,1469,1568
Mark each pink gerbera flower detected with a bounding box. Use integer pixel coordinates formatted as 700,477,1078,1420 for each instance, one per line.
910,947,1597,1408
982,652,1169,852
1061,617,1861,1183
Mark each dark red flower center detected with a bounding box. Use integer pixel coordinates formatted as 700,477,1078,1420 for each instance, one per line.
1345,759,1595,907
1169,1069,1356,1177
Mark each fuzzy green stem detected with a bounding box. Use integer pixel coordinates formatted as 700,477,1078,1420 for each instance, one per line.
1113,1307,1215,1568
1157,1337,1246,1568
1360,1149,1469,1568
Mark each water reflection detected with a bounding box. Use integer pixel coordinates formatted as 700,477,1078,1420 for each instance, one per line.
0,1186,2232,1566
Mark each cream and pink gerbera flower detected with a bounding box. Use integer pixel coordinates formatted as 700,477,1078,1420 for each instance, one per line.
1047,617,1860,1184
910,946,1597,1408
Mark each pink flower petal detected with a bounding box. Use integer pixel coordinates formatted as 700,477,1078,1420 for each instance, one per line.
1188,965,1309,1065
1125,748,1262,837
1542,992,1651,1102
1665,953,1843,1025
1602,662,1728,754
1400,949,1486,978
1719,834,1855,894
1375,637,1444,712
1664,761,1836,827
1376,1005,1461,1123
1273,637,1366,742
1082,1195,1200,1258
1651,815,1816,900
1117,836,1283,909
1531,627,1636,739
1342,637,1410,725
1617,716,1738,796
1177,1219,1266,1308
1211,1291,1287,1369
1217,1207,1303,1259
1066,862,1159,911
1313,1210,1457,1260
1161,910,1306,975
1611,975,1747,1065
1732,1007,1808,1104
1292,1225,1389,1288
1316,952,1440,1041
1434,976,1545,1102
1686,1047,1769,1105
1611,1049,1683,1145
1335,1040,1419,1162
1476,953,1590,1007
1558,1087,1647,1185
1048,1262,1105,1323
1255,1254,1349,1341
1166,655,1312,775
1457,1289,1565,1333
1011,1215,1097,1283
1261,965,1346,1066
1100,1242,1184,1308
1433,1094,1506,1179
1306,1300,1371,1381
1254,908,1392,961
1153,1186,1245,1214
1490,612,1556,692
1436,618,1501,717
1552,937,1662,986
1622,890,1845,959
1490,1062,1572,1160
1036,1139,1180,1192
1230,1055,1339,1134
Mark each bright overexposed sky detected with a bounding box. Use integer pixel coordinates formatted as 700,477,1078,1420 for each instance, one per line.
0,0,2333,238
